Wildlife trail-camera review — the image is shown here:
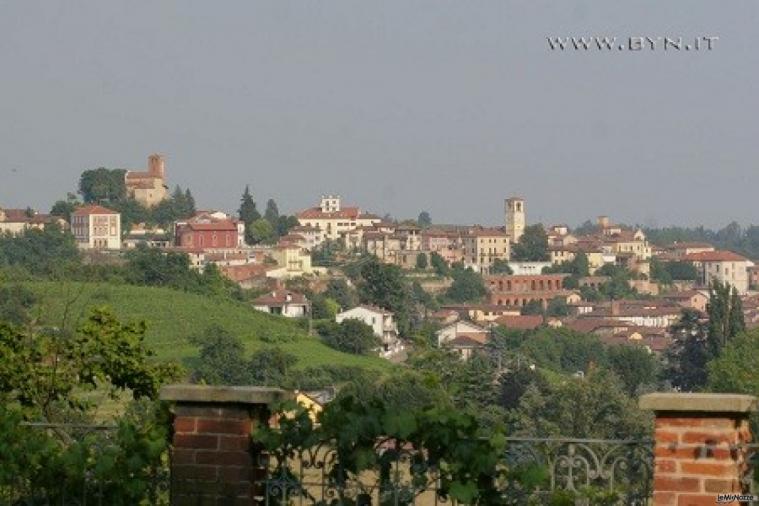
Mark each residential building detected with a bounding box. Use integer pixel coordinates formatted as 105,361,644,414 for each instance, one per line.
296,195,381,245
683,250,755,295
436,320,489,347
174,213,244,250
70,205,121,250
253,290,310,318
0,207,63,235
439,304,520,323
662,290,709,313
461,228,510,274
267,243,314,279
124,153,169,207
663,242,716,260
336,305,401,356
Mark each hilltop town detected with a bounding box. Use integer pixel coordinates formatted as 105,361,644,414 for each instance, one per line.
2,152,756,366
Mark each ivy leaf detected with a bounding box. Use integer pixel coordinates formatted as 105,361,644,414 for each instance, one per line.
449,480,478,503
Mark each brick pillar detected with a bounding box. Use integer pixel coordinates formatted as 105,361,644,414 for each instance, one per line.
640,393,757,506
160,385,290,506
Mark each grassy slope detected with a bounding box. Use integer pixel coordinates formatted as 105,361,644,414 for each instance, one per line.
24,281,392,372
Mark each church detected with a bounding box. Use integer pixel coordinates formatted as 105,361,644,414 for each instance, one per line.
125,154,169,207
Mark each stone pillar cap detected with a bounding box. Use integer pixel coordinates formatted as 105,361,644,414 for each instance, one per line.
639,392,758,413
160,384,292,405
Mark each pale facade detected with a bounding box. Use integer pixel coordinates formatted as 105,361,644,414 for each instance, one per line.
71,205,121,250
336,305,401,356
462,229,510,274
0,208,62,235
296,195,381,245
684,250,754,294
124,154,168,208
505,197,525,243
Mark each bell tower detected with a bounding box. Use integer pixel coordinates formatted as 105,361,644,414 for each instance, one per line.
505,197,525,243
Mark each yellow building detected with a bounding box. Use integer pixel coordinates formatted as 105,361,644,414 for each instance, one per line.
267,243,314,279
461,228,510,274
296,195,381,245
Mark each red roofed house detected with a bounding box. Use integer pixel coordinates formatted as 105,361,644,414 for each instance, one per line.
71,205,121,250
174,212,244,251
253,289,310,318
0,207,64,236
683,250,754,294
296,195,381,246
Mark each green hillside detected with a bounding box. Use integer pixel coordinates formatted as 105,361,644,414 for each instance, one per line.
23,281,392,372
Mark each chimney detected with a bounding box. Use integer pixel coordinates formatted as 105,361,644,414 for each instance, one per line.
610,300,620,316
286,293,292,302
148,154,165,178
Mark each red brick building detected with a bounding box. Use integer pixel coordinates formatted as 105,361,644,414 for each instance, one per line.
175,221,239,250
485,274,578,307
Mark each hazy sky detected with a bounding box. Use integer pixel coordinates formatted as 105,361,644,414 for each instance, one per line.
1,1,757,228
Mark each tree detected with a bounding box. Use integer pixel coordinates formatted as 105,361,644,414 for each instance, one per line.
0,308,179,415
511,224,549,261
513,369,649,439
546,297,569,317
606,345,660,395
520,299,544,316
264,198,280,225
708,329,759,396
430,252,449,276
0,224,80,277
491,259,513,274
78,168,127,203
248,347,297,385
239,186,260,245
417,211,432,228
248,218,275,244
707,280,745,354
358,257,411,334
323,278,358,310
665,309,710,391
445,266,486,303
318,319,380,355
310,295,340,320
415,253,428,270
50,193,80,222
239,185,260,223
0,284,36,325
189,325,249,385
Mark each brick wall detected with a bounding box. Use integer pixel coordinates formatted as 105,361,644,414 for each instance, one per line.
640,393,757,506
161,385,289,506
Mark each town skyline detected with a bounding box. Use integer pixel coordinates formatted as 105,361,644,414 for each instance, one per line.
2,1,759,228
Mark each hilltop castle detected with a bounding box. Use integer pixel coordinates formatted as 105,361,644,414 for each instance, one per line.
125,154,169,207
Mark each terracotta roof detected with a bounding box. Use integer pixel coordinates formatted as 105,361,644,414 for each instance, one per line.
447,335,487,348
125,171,160,180
466,228,508,238
666,242,714,250
682,250,750,263
296,206,362,220
220,264,271,282
184,221,238,232
564,318,633,334
72,205,119,216
494,315,544,330
253,290,308,306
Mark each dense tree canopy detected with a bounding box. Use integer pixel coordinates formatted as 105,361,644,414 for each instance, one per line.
511,224,549,261
78,168,127,203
